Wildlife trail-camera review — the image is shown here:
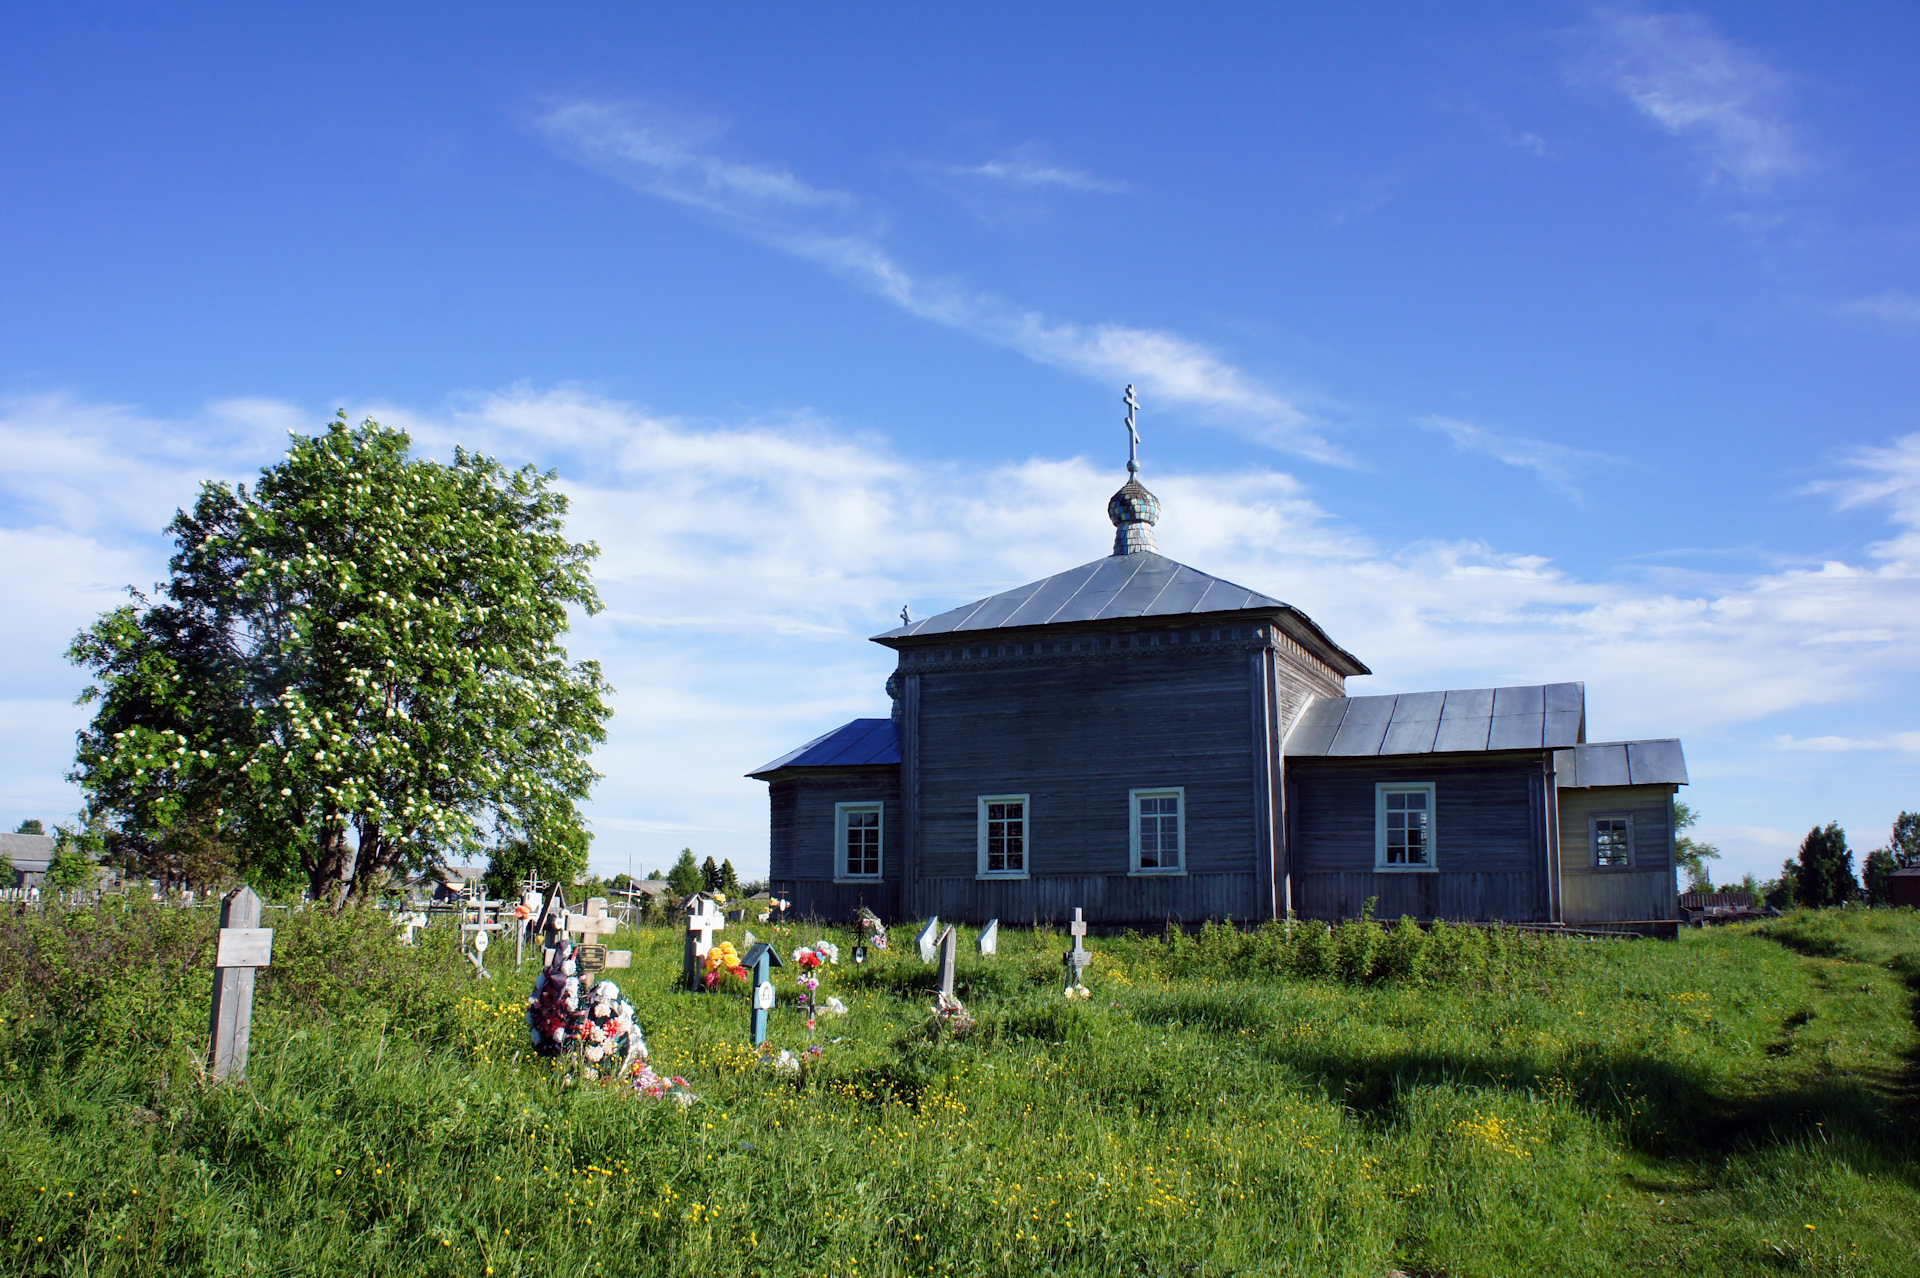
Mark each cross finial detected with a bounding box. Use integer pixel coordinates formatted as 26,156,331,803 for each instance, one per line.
1122,385,1141,475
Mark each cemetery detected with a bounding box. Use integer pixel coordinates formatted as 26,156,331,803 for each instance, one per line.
3,889,1918,1277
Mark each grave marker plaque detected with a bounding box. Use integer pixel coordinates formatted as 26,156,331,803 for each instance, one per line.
916,916,941,964
977,919,999,956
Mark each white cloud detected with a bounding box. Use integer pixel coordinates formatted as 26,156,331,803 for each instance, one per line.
1419,415,1617,497
536,102,1339,461
1773,733,1920,754
1575,8,1806,192
6,388,1919,876
940,148,1128,194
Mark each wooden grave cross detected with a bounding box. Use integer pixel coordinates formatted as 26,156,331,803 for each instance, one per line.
743,941,784,1046
977,918,999,956
207,885,275,1083
1063,908,1093,990
916,915,941,964
515,879,549,966
935,925,958,998
682,894,727,992
564,897,631,978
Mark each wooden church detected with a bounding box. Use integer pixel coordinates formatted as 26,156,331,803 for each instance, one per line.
751,406,1687,930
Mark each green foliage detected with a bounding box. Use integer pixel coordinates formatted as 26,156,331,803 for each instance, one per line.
1672,800,1721,892
1893,811,1920,866
41,831,97,892
3,910,1916,1276
1154,914,1569,989
66,414,612,902
14,819,43,835
719,858,741,897
484,825,589,902
700,855,721,893
667,848,702,898
1793,822,1858,908
1863,847,1900,904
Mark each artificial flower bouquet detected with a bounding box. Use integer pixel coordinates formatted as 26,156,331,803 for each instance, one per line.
703,940,748,990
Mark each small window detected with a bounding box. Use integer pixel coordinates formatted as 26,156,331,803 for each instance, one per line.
1131,787,1186,874
1375,783,1436,872
1591,813,1633,868
977,794,1029,878
835,803,883,880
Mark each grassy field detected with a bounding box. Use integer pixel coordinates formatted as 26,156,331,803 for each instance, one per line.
1,903,1916,1277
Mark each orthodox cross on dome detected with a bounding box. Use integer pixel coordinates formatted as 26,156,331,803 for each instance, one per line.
1123,384,1141,475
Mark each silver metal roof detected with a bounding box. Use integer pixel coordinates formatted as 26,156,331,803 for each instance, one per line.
748,718,900,779
871,551,1368,673
1553,739,1689,788
1285,682,1587,757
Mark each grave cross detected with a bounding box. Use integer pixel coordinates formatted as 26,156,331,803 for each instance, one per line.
1063,908,1093,990
564,897,631,977
460,883,506,978
208,885,275,1083
392,909,428,946
742,941,784,1046
935,925,958,999
976,918,999,956
682,893,727,992
916,916,941,964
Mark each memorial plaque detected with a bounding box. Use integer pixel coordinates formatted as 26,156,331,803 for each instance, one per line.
576,943,608,973
214,927,275,968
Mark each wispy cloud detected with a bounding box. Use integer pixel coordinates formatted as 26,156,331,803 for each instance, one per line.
1574,8,1806,193
537,102,1338,461
1774,732,1920,754
941,148,1128,194
1419,415,1616,497
1837,293,1920,325
1812,432,1920,573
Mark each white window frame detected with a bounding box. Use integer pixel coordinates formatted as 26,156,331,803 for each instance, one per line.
1374,782,1438,873
1129,786,1187,875
976,793,1031,879
834,802,884,883
1589,811,1635,870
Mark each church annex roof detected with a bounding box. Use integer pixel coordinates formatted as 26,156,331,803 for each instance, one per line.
869,552,1369,674
1285,682,1587,757
747,718,899,779
1554,739,1689,788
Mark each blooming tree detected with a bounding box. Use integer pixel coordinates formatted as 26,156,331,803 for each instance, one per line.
67,414,613,901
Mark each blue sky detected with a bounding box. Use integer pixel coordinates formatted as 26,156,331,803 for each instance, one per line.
2,3,1917,883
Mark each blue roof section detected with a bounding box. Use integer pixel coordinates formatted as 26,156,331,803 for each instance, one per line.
1285,683,1587,758
748,718,900,778
872,551,1369,675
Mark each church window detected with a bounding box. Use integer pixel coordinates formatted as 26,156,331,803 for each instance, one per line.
1591,813,1633,868
1375,784,1436,871
836,803,882,880
977,795,1029,878
1131,787,1185,873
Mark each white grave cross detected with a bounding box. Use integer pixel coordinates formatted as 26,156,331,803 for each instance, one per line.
682,894,727,991
1063,908,1094,990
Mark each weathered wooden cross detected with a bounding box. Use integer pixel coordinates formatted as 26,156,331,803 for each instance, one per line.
563,897,630,978
515,880,548,966
682,893,726,992
743,940,783,1046
208,885,275,1083
1063,908,1093,990
935,925,958,998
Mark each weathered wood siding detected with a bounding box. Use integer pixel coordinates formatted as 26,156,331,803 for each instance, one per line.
1557,784,1677,922
915,872,1254,926
1287,754,1552,922
767,768,902,920
909,643,1261,924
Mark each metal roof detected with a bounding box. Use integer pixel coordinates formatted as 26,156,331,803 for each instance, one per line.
871,551,1367,674
1554,739,1690,787
748,718,900,779
1285,682,1587,757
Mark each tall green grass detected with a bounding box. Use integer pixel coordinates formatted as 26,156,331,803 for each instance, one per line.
2,904,1915,1276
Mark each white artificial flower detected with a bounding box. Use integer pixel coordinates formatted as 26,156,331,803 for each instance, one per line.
826,997,849,1017
775,1050,800,1074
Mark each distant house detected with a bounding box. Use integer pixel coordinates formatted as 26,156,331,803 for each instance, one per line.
0,832,57,888
1890,867,1920,910
751,447,1688,930
407,863,486,901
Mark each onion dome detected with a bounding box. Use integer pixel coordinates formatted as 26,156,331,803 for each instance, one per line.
1108,479,1160,556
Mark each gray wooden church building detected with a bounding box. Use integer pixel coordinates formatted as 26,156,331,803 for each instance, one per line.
752,426,1687,929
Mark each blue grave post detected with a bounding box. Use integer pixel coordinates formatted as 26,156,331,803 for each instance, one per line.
743,941,784,1047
